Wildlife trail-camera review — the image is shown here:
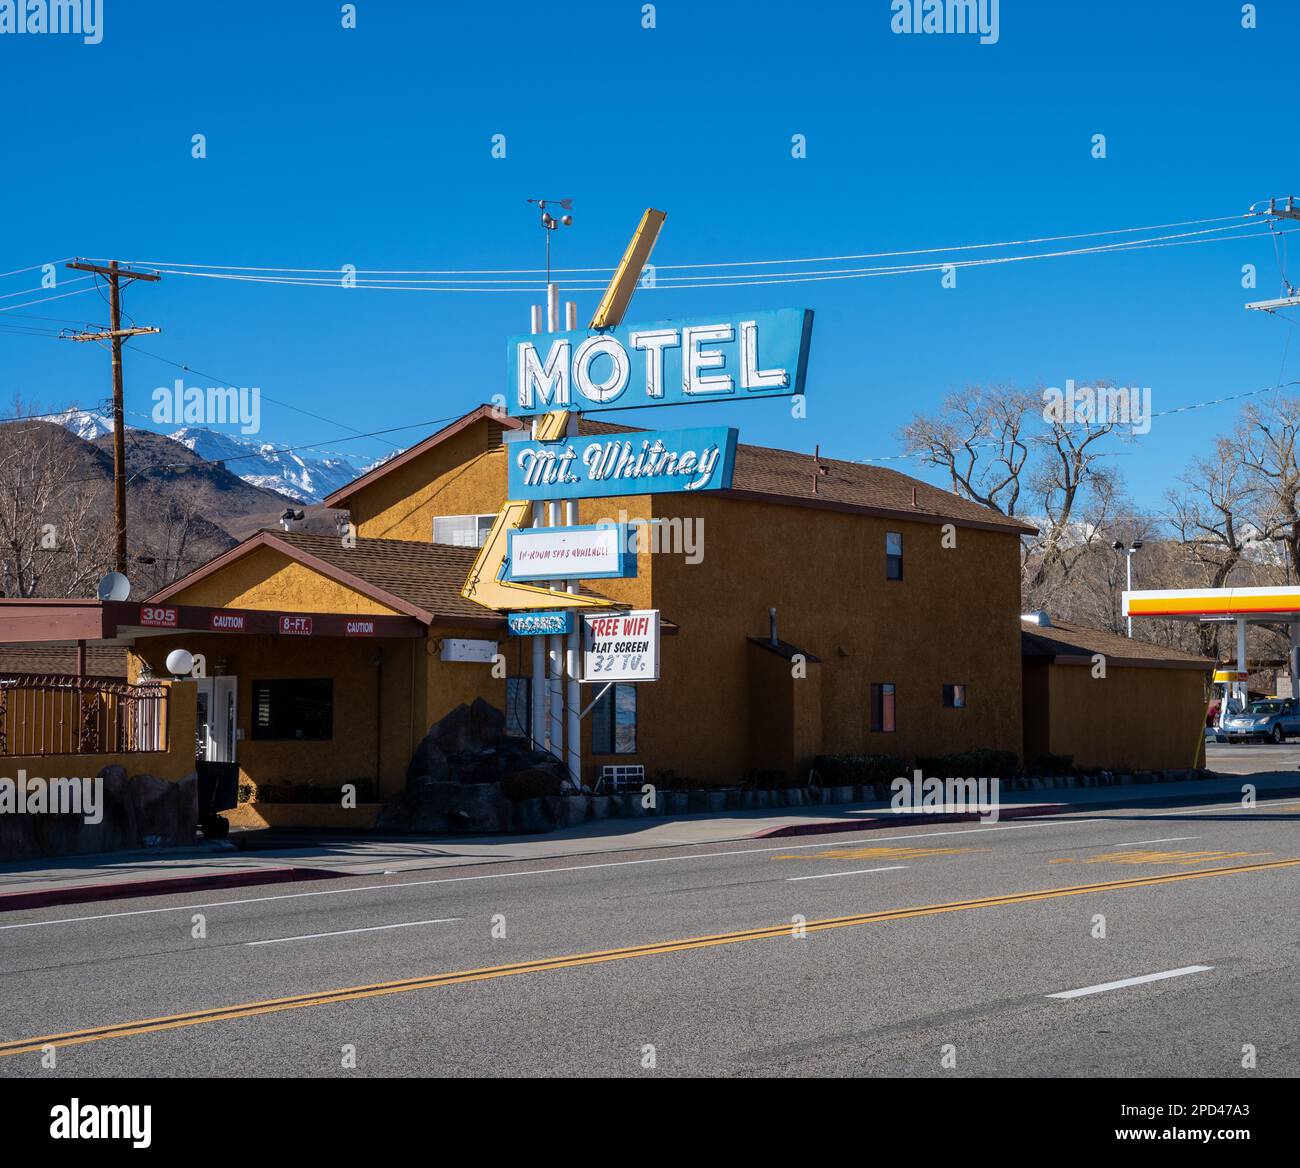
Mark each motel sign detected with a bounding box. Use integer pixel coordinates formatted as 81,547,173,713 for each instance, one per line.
507,307,814,416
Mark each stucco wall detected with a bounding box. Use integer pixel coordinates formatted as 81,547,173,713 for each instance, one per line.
134,636,419,800
166,546,401,615
1035,662,1208,772
350,420,507,542
644,492,1024,782
0,679,197,783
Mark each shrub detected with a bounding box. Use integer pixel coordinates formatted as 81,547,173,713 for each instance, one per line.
913,749,1019,780
742,767,789,790
501,769,563,802
651,769,695,791
813,754,907,789
1026,752,1073,776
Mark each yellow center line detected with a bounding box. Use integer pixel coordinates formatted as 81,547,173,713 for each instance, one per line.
4,855,1299,1058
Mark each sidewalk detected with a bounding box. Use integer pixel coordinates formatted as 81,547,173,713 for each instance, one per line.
3,771,1296,912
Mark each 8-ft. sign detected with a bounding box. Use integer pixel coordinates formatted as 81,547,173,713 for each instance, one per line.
581,609,660,682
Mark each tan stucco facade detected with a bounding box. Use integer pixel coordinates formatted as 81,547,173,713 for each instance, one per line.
1022,659,1208,772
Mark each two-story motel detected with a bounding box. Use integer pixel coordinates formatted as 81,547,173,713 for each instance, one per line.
0,403,1211,828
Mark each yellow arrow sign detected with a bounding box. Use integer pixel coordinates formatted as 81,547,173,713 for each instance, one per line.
460,209,667,613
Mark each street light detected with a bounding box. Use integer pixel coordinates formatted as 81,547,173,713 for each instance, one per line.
1113,539,1143,637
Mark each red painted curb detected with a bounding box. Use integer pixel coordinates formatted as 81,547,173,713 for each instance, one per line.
749,802,1068,838
0,865,342,913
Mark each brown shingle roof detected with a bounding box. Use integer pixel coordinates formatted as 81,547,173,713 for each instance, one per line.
1021,618,1213,668
577,417,1032,533
269,530,501,625
326,406,1034,534
0,644,128,678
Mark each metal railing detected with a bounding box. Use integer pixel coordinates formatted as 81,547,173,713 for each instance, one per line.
0,674,169,757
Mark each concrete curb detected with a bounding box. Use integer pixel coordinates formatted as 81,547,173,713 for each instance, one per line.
0,865,342,914
750,783,1300,838
750,802,1068,838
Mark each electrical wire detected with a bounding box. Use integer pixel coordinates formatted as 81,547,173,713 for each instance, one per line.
128,224,1289,294
116,214,1252,277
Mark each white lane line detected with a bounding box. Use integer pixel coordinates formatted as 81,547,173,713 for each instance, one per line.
787,866,908,882
0,820,1097,932
245,917,461,947
1047,965,1213,1000
1113,836,1201,847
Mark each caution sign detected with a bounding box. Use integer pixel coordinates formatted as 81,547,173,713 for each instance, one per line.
581,609,659,683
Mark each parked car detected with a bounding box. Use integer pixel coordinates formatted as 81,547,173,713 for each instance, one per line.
1220,698,1300,743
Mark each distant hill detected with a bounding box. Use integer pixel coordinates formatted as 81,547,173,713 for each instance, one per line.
53,409,367,504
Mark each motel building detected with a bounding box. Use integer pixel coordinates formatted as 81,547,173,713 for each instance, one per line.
0,402,1213,835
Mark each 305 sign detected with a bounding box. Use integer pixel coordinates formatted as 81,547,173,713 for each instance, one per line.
580,610,659,683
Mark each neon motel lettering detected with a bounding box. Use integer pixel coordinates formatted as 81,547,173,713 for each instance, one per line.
515,438,722,491
517,320,791,411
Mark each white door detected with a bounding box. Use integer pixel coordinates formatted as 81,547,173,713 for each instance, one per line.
196,676,238,763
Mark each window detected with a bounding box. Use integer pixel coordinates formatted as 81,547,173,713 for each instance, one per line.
943,684,967,709
251,679,333,740
870,683,896,733
886,531,903,580
592,683,637,754
433,514,496,548
506,677,531,741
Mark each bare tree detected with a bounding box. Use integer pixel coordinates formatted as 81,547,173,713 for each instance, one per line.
901,385,1035,516
0,411,115,598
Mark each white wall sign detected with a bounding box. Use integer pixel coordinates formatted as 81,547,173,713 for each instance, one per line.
440,638,499,663
581,610,659,683
506,524,636,582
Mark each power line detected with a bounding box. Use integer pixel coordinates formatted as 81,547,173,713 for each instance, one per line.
116,213,1251,277
124,344,408,452
125,223,1289,294
850,381,1300,464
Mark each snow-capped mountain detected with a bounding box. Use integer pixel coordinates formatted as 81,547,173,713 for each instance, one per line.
50,408,115,440
168,427,363,504
50,410,369,503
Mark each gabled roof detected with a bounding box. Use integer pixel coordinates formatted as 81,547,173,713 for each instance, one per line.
148,529,503,627
1021,617,1213,669
323,405,509,508
323,404,1035,535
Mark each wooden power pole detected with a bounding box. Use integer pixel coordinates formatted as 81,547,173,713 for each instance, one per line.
64,260,161,573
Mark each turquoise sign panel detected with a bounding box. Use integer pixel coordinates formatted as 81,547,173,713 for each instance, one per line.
507,611,574,636
507,308,813,417
506,426,738,501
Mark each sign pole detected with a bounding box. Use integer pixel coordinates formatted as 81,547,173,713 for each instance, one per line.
544,283,566,766
563,300,581,788
528,302,548,753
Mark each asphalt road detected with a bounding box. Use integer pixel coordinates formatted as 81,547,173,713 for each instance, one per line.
2,793,1298,1077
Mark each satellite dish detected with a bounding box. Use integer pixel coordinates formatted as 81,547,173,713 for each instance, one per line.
165,649,194,678
96,571,131,602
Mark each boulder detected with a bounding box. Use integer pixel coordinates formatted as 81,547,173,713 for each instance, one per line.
377,779,515,833
74,765,138,854
563,796,591,827
0,812,38,862
515,796,562,833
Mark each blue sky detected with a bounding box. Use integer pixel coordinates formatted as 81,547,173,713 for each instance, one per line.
1,0,1297,514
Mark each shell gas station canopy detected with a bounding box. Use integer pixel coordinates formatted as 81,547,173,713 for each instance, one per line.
1124,587,1300,706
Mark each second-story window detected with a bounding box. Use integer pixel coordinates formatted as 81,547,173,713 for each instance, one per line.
433,514,496,548
886,531,903,580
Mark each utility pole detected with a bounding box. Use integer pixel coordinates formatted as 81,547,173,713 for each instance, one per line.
1246,197,1300,312
63,260,161,573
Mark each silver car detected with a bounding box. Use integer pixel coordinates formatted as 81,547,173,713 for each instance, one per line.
1221,699,1300,744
